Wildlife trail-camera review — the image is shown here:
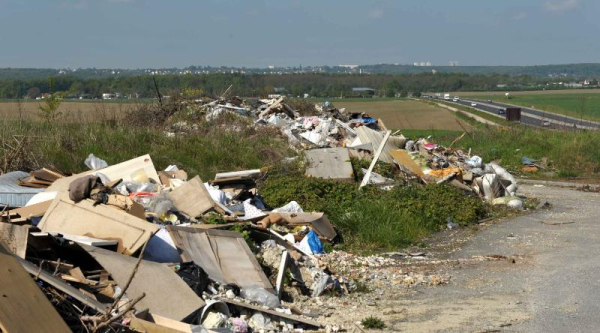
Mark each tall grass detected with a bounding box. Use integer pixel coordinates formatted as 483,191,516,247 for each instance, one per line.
0,115,292,180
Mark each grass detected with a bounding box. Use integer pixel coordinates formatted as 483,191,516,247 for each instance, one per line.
461,92,600,122
0,115,292,181
361,316,386,329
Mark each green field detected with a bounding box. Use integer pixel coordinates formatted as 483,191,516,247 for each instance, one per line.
461,92,600,121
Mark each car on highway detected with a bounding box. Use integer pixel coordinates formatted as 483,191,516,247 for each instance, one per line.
487,99,493,103
497,108,506,115
471,102,477,107
452,97,460,102
542,120,551,127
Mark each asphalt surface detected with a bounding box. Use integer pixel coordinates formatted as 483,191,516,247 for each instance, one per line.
403,184,600,332
442,98,600,130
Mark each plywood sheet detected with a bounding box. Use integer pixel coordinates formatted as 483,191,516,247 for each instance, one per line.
46,154,160,192
83,245,205,321
389,149,425,177
38,193,158,255
0,243,70,332
168,226,273,292
169,176,215,217
305,148,354,181
0,223,28,258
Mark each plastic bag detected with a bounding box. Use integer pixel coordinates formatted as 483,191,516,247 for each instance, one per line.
299,230,324,255
240,286,281,308
84,153,108,170
204,183,229,205
466,156,483,168
272,201,303,213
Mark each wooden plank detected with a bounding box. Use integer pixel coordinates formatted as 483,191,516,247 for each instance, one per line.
46,154,161,192
305,148,354,181
168,226,274,292
0,223,29,258
0,243,70,332
220,298,321,328
49,233,119,246
169,176,215,218
83,245,205,321
389,149,425,177
275,251,289,299
38,193,159,255
18,256,109,313
11,200,52,219
360,130,391,188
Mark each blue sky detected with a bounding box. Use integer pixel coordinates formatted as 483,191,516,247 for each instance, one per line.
0,0,597,68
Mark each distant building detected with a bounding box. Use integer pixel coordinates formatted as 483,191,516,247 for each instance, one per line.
564,82,583,88
102,93,116,100
352,87,376,97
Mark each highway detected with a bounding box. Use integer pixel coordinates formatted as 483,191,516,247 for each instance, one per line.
441,98,600,130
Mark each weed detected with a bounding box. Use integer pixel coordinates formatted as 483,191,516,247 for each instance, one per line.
353,280,371,293
361,316,386,329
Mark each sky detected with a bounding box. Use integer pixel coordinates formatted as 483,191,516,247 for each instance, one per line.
0,0,598,68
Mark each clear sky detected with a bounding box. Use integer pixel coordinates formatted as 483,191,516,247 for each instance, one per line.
0,0,597,68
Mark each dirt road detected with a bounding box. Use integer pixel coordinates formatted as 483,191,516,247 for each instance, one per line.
314,184,600,332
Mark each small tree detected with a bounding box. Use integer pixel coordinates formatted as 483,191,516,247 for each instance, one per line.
413,91,422,98
37,78,64,123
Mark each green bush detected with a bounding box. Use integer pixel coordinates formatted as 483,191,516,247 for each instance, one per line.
260,175,489,252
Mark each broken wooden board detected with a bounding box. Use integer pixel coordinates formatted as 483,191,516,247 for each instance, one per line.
168,226,274,292
276,251,289,299
82,245,205,322
389,149,425,177
305,148,354,181
11,200,52,219
220,298,321,328
0,243,70,332
271,212,337,241
49,233,119,247
169,176,215,218
38,193,158,255
0,223,28,258
131,311,209,333
46,154,161,192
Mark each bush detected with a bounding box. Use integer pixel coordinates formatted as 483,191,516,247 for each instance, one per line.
259,175,489,252
361,316,386,329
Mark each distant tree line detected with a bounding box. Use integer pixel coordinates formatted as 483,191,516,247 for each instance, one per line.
0,72,574,100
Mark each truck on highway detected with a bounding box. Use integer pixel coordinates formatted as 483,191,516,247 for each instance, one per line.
444,93,450,100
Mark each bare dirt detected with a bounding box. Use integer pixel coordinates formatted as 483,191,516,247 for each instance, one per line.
0,101,139,122
334,100,473,131
299,184,600,332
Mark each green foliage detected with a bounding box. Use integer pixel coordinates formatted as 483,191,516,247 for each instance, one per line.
259,175,488,252
361,316,386,329
37,78,65,123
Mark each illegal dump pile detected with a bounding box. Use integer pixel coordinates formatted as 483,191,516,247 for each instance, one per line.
0,97,523,332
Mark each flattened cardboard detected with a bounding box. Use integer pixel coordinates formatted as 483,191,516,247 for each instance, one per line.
82,245,205,321
38,193,158,255
168,226,274,292
0,223,29,258
169,176,215,218
272,212,337,240
46,154,161,192
389,149,425,177
0,243,70,332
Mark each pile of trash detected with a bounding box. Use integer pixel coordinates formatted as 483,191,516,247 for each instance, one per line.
175,96,521,209
0,153,343,332
0,97,523,332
